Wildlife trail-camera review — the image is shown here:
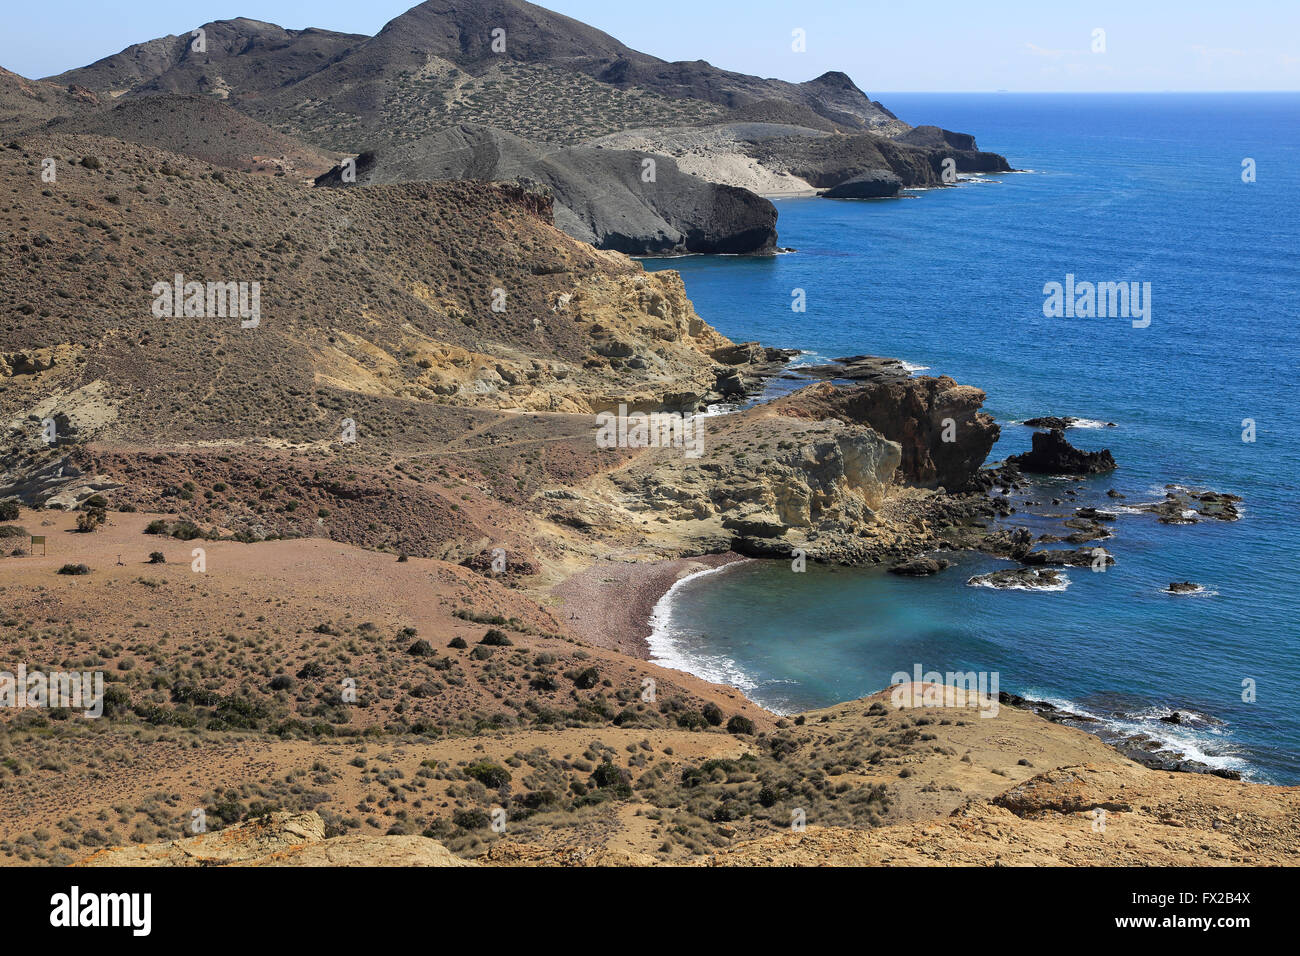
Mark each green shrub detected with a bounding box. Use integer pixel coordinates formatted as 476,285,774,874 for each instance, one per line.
75,510,103,533
170,520,201,541
464,762,511,789
726,715,755,736
101,684,131,717
676,710,707,730
590,761,627,789
452,808,490,830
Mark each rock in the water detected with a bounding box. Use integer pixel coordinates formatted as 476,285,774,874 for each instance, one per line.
967,567,1067,590
1062,518,1111,544
1136,486,1242,524
1023,416,1117,430
1007,429,1117,475
821,168,902,199
1166,582,1202,594
1193,491,1242,521
1021,546,1114,568
790,355,914,384
888,555,951,576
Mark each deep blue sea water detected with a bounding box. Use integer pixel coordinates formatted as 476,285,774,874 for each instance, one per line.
643,93,1300,783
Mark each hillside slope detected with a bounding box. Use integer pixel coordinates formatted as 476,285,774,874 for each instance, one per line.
0,66,100,136
45,94,340,177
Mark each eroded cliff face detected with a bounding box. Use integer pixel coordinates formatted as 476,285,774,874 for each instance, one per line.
539,403,923,563
530,373,1004,566
317,126,780,256
774,378,1000,491
391,268,735,415
624,412,898,525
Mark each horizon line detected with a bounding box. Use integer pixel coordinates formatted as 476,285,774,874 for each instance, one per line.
873,89,1300,95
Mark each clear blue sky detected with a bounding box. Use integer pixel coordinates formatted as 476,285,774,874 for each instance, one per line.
4,0,1297,92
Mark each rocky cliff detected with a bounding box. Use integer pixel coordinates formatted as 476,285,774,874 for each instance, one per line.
315,124,778,256
774,378,1001,491
745,128,1012,189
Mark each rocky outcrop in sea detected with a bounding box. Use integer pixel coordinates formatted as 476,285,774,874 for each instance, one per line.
1007,428,1117,475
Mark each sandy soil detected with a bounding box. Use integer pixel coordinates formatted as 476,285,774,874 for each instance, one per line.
586,126,819,196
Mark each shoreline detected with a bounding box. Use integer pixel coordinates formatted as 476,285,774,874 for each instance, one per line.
550,532,1263,784
551,551,748,660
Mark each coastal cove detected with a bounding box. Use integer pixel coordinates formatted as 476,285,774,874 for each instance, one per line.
643,93,1300,785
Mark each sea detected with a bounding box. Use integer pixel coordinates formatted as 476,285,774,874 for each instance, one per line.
642,93,1300,783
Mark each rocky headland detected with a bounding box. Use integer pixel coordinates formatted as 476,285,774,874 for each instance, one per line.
315,124,780,256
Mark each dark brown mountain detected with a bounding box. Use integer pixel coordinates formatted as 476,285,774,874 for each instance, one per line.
48,1,900,150
45,18,365,99
0,66,100,136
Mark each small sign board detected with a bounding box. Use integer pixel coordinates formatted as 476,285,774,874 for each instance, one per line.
30,535,46,555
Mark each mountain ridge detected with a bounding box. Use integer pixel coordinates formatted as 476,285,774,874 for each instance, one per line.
45,0,902,148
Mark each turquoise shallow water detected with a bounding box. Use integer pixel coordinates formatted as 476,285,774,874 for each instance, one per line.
643,93,1300,783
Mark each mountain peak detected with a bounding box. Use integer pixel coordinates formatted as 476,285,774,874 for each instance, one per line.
372,0,632,66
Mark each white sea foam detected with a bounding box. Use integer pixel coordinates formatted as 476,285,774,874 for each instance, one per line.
1007,417,1115,429
1066,418,1115,429
782,350,832,369
697,402,739,418
1017,693,1250,778
966,573,1070,592
646,562,759,692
